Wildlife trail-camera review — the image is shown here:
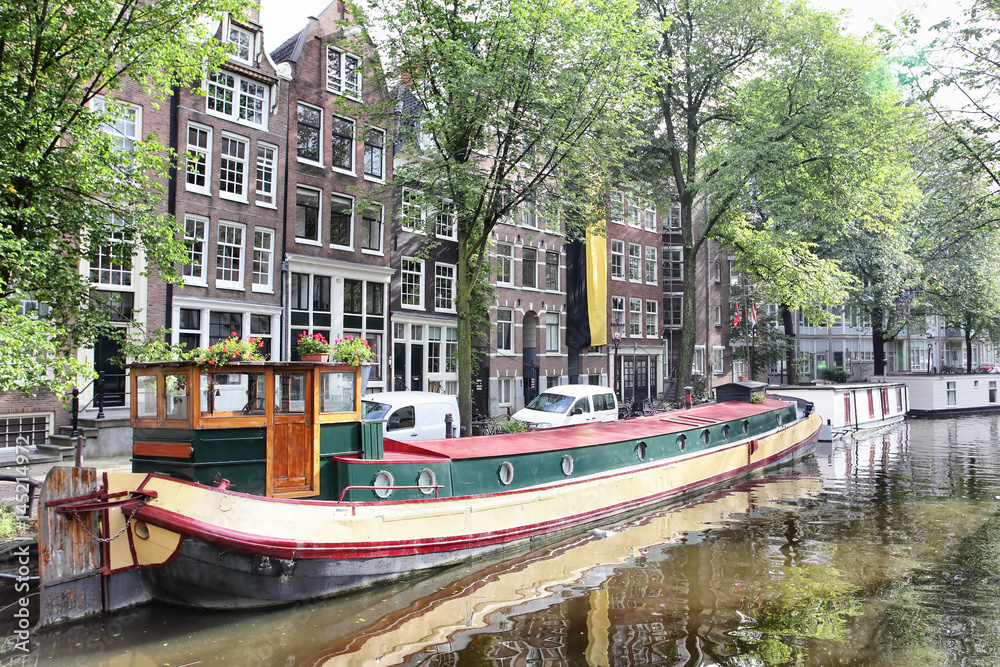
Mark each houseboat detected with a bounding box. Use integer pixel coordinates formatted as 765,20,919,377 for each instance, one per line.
768,381,908,441
889,372,1000,417
39,360,821,624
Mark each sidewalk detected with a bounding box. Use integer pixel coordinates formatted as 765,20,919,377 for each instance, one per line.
0,456,132,517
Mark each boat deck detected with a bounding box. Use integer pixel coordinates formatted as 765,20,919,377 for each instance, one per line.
380,399,787,461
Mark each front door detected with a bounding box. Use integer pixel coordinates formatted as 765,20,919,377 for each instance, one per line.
268,371,318,498
94,332,126,407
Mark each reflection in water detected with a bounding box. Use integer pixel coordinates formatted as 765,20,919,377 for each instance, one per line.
19,415,1000,666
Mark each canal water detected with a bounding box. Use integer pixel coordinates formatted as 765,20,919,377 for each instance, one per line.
11,415,1000,666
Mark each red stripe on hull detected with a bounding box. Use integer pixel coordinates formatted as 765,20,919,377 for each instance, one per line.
134,424,819,562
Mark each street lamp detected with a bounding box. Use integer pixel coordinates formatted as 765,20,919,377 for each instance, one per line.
927,342,933,376
611,319,625,400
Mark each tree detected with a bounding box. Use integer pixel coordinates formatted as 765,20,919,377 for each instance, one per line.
638,0,917,388
0,0,251,395
358,0,652,433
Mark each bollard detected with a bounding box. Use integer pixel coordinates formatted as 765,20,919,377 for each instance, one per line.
684,386,693,409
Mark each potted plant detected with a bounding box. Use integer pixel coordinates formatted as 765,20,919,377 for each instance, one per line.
190,333,266,368
296,332,331,361
330,336,376,365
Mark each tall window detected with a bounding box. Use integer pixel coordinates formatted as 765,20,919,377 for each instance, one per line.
238,80,266,126
546,313,559,353
219,134,248,201
610,240,624,279
428,327,442,373
216,221,244,289
401,258,424,308
95,98,139,151
182,215,207,284
713,347,725,374
612,296,625,330
290,274,332,352
330,115,354,171
629,298,641,336
665,203,681,232
498,378,513,407
185,123,211,193
297,103,322,163
628,243,641,282
645,246,657,284
228,26,252,63
401,188,424,231
364,127,385,179
252,229,274,291
90,220,132,287
545,251,559,290
609,190,624,224
627,199,642,227
644,202,657,232
295,186,320,242
496,244,513,285
206,72,267,128
645,300,658,337
664,294,682,328
326,46,362,97
522,248,537,288
522,198,537,228
497,310,513,352
435,263,456,311
436,200,456,240
207,72,235,117
693,346,705,374
330,194,353,248
255,143,276,206
445,328,458,372
361,205,383,252
664,246,683,280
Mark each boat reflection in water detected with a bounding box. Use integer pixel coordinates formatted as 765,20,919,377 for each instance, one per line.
311,470,823,666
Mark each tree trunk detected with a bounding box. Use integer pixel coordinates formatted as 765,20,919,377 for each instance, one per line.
871,305,886,376
965,322,974,373
456,238,475,436
781,304,798,385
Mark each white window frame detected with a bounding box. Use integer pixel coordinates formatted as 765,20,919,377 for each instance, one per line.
296,102,323,166
436,199,457,240
93,97,141,151
255,141,277,207
401,187,425,232
434,263,456,313
545,251,560,291
713,347,725,374
330,114,355,174
363,126,386,181
252,228,274,293
665,246,683,281
645,300,658,337
497,310,514,352
361,204,384,254
546,312,560,353
629,297,642,337
644,246,657,284
609,190,625,225
644,202,657,232
205,71,268,130
295,185,322,245
215,221,245,290
610,239,624,280
401,257,424,309
498,377,514,407
715,305,722,327
627,198,642,228
496,244,513,286
611,296,625,331
89,217,133,287
219,133,249,203
693,345,706,375
182,215,208,286
329,193,354,250
666,203,681,232
628,242,641,282
664,293,683,328
522,197,537,228
522,247,537,289
326,46,362,98
185,122,211,194
228,25,254,65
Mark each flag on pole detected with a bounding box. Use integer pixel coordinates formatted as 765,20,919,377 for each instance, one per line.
749,303,757,329
732,302,741,326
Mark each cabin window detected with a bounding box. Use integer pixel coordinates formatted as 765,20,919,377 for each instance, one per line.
947,381,957,406
676,434,686,452
417,468,437,495
165,375,189,420
742,420,749,436
373,470,393,499
274,373,306,414
320,371,356,413
498,461,514,486
722,424,730,441
201,372,265,415
561,454,574,476
136,375,157,419
701,430,710,447
635,441,647,461
990,381,997,404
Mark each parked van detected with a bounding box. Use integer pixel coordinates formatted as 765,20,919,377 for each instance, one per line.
512,385,618,430
362,391,460,440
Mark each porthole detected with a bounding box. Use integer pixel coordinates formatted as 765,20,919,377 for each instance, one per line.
373,470,394,499
742,420,750,436
416,468,436,495
561,454,574,476
498,461,515,486
676,434,686,452
635,441,647,461
776,412,782,426
701,429,711,447
722,424,730,441
133,520,149,540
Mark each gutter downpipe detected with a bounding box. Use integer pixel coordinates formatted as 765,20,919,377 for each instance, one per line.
279,81,291,360
165,84,180,342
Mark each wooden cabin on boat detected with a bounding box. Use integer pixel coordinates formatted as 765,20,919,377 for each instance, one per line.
768,382,908,441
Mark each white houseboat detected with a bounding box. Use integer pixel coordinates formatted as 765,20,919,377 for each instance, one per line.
768,381,908,441
889,373,1000,417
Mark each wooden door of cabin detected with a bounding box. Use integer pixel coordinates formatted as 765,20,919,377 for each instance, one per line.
268,371,318,498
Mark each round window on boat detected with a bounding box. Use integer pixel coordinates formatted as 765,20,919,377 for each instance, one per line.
133,520,149,540
635,441,647,461
416,468,436,495
776,412,782,426
677,434,686,452
498,461,515,486
373,470,394,499
722,424,730,441
742,420,750,436
561,454,574,476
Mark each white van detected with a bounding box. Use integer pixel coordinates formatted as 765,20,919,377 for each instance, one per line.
362,391,460,440
512,385,618,430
